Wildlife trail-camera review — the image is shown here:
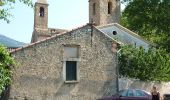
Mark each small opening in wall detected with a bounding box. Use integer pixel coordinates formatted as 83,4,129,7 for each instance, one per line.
112,31,117,35
39,7,45,17
93,3,96,15
108,2,112,14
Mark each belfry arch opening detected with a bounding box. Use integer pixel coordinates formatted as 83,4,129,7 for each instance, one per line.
39,7,45,17
108,2,112,14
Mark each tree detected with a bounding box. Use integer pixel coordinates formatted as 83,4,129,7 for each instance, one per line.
119,45,170,82
0,0,33,23
0,45,15,94
121,0,170,52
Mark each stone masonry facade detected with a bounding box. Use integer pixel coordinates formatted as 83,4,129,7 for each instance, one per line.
89,0,120,26
9,25,118,100
34,2,48,30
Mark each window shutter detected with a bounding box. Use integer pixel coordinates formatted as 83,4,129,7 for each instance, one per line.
66,61,77,81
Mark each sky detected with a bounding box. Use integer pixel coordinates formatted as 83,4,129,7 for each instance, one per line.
0,0,125,43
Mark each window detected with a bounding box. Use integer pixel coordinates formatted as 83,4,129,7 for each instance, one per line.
134,90,145,96
127,90,133,97
66,61,77,81
63,45,80,83
120,90,128,96
108,2,112,14
39,7,45,17
93,3,96,15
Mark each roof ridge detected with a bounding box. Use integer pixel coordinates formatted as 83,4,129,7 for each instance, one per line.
114,23,140,37
10,24,89,53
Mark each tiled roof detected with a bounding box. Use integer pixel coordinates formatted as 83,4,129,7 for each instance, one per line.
12,22,150,54
11,23,120,54
10,24,90,53
0,34,26,48
96,23,150,49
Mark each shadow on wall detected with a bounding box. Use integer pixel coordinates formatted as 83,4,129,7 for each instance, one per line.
0,85,10,100
100,61,117,97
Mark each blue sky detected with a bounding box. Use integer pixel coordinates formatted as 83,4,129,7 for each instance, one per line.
0,0,124,43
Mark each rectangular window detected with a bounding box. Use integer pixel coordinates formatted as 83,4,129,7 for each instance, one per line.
66,61,77,81
63,45,80,83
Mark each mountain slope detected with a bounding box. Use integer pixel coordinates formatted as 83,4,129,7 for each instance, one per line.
0,34,26,48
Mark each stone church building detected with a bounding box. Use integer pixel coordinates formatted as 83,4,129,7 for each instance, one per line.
6,0,149,100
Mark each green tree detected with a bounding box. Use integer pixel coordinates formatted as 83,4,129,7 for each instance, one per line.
121,0,170,52
119,45,170,81
0,45,15,94
0,0,33,23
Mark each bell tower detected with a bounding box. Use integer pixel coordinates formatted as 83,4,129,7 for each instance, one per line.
89,0,120,26
34,0,48,30
31,0,48,43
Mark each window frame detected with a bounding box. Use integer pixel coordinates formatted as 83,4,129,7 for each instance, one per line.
134,90,146,97
63,60,80,83
62,44,80,83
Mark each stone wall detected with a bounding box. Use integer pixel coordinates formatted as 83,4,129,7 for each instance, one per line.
34,2,48,30
99,0,120,25
9,25,118,100
119,78,170,96
89,0,120,26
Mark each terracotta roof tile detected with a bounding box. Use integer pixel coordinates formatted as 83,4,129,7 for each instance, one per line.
10,24,89,53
